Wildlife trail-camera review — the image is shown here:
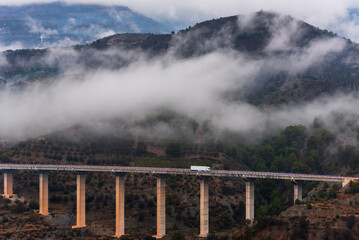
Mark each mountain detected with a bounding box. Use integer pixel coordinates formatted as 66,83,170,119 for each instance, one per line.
2,11,359,105
0,2,174,49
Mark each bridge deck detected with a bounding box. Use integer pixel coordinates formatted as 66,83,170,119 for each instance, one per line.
0,164,357,182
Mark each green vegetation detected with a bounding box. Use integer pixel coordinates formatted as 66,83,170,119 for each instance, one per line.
2,216,8,223
29,200,39,210
345,181,359,194
165,142,183,158
11,203,29,214
171,231,185,240
346,215,356,229
135,141,147,156
0,118,354,224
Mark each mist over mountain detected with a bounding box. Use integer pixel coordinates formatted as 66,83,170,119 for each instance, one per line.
2,11,359,96
0,1,174,50
1,11,359,146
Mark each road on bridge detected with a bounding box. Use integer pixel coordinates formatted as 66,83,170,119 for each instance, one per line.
0,163,357,183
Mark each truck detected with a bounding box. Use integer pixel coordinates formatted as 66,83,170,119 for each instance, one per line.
190,166,211,172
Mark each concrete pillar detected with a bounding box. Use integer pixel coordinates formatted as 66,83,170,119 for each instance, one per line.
342,178,352,187
293,181,302,203
115,173,125,238
39,172,49,215
199,177,209,238
3,171,14,198
153,175,166,239
245,181,254,222
72,173,86,228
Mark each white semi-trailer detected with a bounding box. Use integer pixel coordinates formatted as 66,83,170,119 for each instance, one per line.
190,166,211,171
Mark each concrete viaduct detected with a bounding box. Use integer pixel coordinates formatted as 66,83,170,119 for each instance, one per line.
0,164,358,238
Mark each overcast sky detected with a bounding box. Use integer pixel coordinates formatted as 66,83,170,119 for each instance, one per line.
2,0,359,41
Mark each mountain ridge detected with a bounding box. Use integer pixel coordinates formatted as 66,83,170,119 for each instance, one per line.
1,11,359,106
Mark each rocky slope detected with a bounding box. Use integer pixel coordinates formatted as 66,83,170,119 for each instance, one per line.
226,192,359,240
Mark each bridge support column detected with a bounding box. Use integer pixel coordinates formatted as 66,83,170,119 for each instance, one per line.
245,181,254,222
153,175,166,239
72,173,86,228
115,173,125,238
3,171,15,198
342,178,352,187
199,177,209,238
39,171,49,215
293,181,302,204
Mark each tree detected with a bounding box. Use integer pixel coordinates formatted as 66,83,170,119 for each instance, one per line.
259,145,275,165
307,136,320,151
348,149,359,169
345,181,359,194
171,231,185,240
29,200,39,210
283,125,306,147
233,200,245,222
291,161,312,173
268,197,282,216
346,215,356,229
165,143,183,158
272,155,285,172
338,145,355,167
135,141,147,156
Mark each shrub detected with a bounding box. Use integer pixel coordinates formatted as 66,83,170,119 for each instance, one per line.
171,231,185,240
135,141,147,156
345,181,359,194
346,215,356,229
306,203,312,209
165,143,183,158
295,199,304,205
11,203,29,213
29,200,39,210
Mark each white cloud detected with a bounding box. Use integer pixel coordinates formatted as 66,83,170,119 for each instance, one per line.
95,30,116,39
0,54,8,68
26,17,58,35
264,15,302,53
68,18,76,24
0,41,24,52
0,4,356,142
0,29,350,140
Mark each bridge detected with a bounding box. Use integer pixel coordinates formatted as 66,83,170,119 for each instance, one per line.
0,164,358,238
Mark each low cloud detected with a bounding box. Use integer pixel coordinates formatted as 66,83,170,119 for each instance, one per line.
95,30,116,39
26,17,58,35
0,13,355,144
267,38,346,74
0,49,351,141
0,41,24,52
0,54,7,68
